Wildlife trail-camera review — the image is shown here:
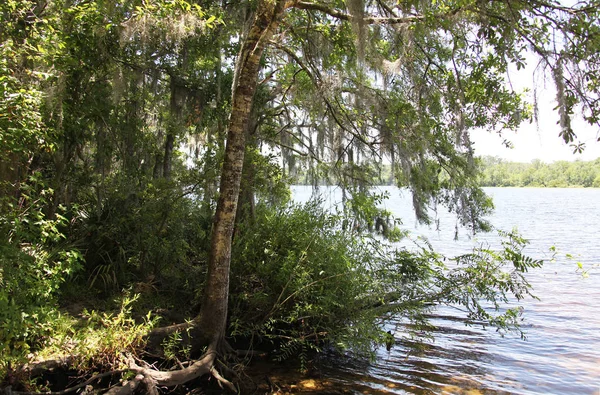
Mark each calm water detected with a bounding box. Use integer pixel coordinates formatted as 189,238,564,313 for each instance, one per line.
291,186,600,395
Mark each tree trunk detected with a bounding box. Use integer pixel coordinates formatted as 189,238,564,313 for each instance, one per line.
164,78,185,180
194,0,289,348
236,147,256,226
235,105,260,227
163,133,174,180
123,69,143,177
152,151,163,179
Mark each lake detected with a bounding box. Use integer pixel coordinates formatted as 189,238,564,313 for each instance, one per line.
291,186,600,395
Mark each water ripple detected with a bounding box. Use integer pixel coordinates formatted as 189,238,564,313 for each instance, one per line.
293,187,600,394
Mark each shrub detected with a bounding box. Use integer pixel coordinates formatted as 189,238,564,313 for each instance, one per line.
0,182,82,369
229,202,392,359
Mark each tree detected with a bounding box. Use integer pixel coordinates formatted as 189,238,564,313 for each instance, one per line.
180,0,600,388
194,0,288,355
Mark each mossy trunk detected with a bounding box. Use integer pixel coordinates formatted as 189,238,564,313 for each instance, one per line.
194,0,289,348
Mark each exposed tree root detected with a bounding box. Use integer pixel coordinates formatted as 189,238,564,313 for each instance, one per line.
103,374,146,395
104,340,237,394
209,365,236,393
3,348,238,395
129,351,215,388
3,323,251,395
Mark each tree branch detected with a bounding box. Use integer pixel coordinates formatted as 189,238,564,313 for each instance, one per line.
295,1,426,25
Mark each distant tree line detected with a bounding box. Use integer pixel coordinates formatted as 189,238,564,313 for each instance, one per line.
478,156,600,188
293,157,600,188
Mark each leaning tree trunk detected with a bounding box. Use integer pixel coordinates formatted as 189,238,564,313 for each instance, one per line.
194,0,289,350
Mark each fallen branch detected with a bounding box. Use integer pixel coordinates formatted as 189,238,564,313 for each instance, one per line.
145,318,199,352
17,357,76,378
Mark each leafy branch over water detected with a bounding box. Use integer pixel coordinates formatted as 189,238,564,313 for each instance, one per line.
227,201,544,357
428,229,543,339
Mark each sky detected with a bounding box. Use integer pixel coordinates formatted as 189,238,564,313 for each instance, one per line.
470,66,600,163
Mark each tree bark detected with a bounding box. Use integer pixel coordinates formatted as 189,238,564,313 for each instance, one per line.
235,106,260,227
163,133,174,180
164,79,184,180
194,0,289,348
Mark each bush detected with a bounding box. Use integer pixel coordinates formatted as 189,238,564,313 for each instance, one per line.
79,178,211,295
229,202,393,360
0,183,82,368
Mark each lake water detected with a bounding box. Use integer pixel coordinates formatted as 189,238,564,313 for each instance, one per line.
291,186,600,395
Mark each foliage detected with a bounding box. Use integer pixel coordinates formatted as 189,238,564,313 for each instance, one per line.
79,177,209,291
161,328,192,363
1,0,599,386
0,0,218,374
428,229,543,337
228,200,540,360
229,202,391,358
299,157,600,189
31,292,156,370
0,176,82,368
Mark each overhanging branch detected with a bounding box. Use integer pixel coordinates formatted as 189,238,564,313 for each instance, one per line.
295,1,470,25
295,1,425,25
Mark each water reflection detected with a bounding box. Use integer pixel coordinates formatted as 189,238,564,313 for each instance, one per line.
315,305,593,394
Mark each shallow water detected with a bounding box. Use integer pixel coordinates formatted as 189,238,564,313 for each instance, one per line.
291,187,600,394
